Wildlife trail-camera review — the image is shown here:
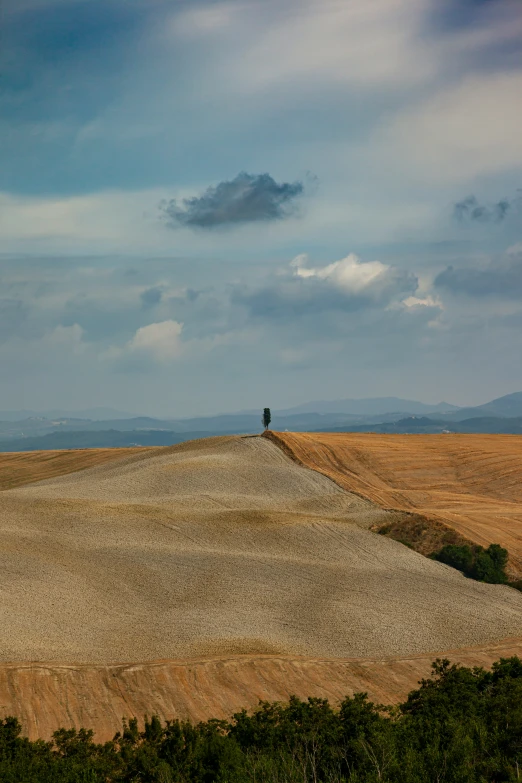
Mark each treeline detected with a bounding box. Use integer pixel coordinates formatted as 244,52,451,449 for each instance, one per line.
3,657,522,781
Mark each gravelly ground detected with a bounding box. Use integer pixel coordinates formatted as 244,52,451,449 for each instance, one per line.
1,435,521,664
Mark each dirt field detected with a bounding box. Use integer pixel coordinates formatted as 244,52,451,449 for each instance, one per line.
1,435,522,665
2,434,522,738
4,637,522,741
268,432,522,572
0,447,155,491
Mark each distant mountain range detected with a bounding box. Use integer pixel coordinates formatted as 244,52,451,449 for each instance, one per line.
0,407,137,422
274,397,459,416
0,392,521,451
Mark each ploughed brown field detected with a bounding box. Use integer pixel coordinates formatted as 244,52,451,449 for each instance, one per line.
0,447,156,491
1,434,522,739
268,432,522,574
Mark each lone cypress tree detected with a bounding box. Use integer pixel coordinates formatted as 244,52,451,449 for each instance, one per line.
262,408,271,430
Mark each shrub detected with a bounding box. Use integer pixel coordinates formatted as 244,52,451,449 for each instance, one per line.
433,544,474,574
433,543,509,584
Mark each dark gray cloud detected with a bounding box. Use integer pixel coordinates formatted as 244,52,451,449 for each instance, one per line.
159,172,306,229
453,193,521,223
435,248,522,298
140,286,164,308
430,0,514,32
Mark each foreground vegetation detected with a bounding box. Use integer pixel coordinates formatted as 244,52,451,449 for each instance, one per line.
3,657,522,781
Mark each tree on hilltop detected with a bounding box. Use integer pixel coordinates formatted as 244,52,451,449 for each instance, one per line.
262,408,271,430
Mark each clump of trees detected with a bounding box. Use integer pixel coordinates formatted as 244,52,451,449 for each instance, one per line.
3,656,522,781
432,542,509,584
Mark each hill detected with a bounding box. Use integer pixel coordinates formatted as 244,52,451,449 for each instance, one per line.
317,415,522,434
1,435,522,738
439,392,522,421
267,432,522,575
5,435,521,664
0,429,217,451
276,397,459,416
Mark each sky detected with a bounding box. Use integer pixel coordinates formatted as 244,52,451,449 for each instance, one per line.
1,0,521,416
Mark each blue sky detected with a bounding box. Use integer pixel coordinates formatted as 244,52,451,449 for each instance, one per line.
0,0,521,415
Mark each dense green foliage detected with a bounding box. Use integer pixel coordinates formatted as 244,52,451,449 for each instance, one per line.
3,657,522,781
433,543,509,583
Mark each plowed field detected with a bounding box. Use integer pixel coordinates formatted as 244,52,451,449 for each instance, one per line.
5,637,522,740
0,447,155,491
2,434,522,739
267,432,522,572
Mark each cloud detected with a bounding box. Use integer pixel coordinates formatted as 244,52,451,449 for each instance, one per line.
379,72,522,182
140,286,164,308
290,253,393,292
159,172,305,229
453,193,521,223
434,247,522,298
233,252,419,320
118,320,184,363
173,0,436,91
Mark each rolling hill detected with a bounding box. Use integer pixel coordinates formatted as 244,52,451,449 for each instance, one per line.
1,434,522,738
268,431,522,575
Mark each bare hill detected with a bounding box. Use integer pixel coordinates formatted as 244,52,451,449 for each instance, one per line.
2,435,522,739
1,435,522,667
267,432,522,573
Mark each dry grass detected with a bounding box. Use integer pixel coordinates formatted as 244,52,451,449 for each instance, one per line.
267,431,522,575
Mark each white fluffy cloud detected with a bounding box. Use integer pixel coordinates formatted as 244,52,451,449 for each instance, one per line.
124,320,184,362
290,253,391,294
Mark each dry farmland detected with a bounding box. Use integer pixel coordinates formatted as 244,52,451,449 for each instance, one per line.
267,431,522,572
1,434,522,739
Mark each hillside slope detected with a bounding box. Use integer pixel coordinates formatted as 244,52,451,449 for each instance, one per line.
4,638,522,741
267,432,522,573
1,435,522,666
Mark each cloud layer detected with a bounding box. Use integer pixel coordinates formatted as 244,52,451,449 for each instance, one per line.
0,0,522,411
435,247,522,298
234,253,419,320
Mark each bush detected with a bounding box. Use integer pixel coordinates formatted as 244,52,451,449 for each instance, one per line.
433,543,509,584
433,544,474,574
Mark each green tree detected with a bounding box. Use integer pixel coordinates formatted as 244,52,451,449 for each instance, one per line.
262,408,271,430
